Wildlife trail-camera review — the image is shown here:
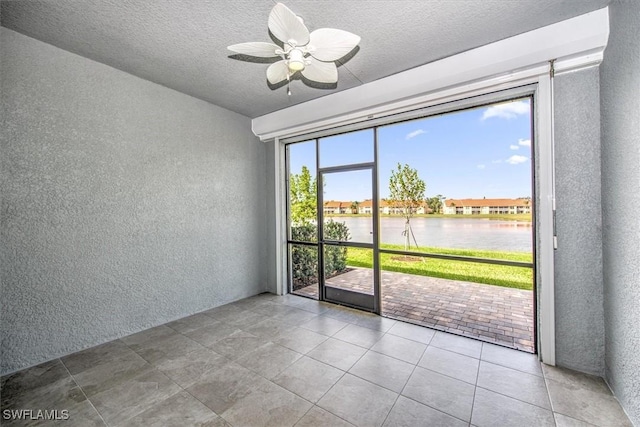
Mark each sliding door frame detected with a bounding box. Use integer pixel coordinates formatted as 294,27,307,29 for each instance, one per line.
277,77,556,364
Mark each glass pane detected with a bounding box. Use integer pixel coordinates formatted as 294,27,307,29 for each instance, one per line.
289,243,318,300
287,140,317,242
322,169,373,244
324,246,374,295
319,129,374,168
377,98,533,254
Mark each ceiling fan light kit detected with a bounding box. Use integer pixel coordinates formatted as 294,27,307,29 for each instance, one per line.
227,3,360,93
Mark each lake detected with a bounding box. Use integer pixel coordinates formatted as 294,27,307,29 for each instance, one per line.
329,216,532,253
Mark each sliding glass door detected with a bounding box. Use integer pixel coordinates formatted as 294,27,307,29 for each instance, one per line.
319,166,378,311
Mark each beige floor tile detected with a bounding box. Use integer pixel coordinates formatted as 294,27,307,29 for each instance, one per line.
185,362,259,415
317,374,397,427
273,356,344,403
471,387,554,427
349,351,414,393
419,346,479,384
354,315,397,332
243,317,293,338
546,377,633,427
383,395,468,427
371,334,427,364
477,361,550,409
275,308,318,325
295,406,354,427
165,313,220,334
334,323,385,348
274,327,328,354
235,342,302,379
387,321,436,345
219,375,312,427
131,333,205,365
430,331,482,358
112,391,219,427
72,354,153,397
481,343,542,376
402,366,475,422
307,338,367,371
554,413,599,427
154,347,230,388
3,295,633,427
121,325,177,347
1,359,71,399
184,322,240,347
61,340,136,375
90,368,181,426
300,316,348,336
207,330,269,360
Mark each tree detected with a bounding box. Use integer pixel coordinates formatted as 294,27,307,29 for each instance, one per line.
350,201,360,214
426,197,440,214
388,163,426,250
289,166,317,224
288,166,351,289
426,194,446,214
437,195,445,213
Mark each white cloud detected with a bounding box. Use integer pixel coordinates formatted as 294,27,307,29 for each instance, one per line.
477,164,486,169
510,144,519,150
405,129,426,140
482,101,530,120
507,155,528,165
518,138,531,147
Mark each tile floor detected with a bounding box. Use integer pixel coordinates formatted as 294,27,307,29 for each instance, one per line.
0,293,632,427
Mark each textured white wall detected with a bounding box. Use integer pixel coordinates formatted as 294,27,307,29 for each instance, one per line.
600,1,640,425
0,28,268,374
553,67,605,376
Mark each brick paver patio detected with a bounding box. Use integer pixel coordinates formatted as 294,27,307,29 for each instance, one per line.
295,267,535,353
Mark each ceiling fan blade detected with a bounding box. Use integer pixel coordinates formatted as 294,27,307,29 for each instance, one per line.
267,60,290,85
268,3,310,46
301,57,338,84
309,28,361,61
227,42,280,58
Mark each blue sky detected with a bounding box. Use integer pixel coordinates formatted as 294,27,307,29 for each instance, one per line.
288,98,532,201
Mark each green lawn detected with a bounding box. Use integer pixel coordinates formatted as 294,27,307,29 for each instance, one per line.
346,244,533,290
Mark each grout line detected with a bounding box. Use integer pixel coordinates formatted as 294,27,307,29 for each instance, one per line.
379,347,421,426
468,343,485,425
541,362,560,426
59,358,110,427
474,384,554,413
396,393,473,425
379,328,434,426
181,383,230,424
292,404,315,426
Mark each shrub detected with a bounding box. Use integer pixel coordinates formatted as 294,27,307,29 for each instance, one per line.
290,220,350,290
323,220,350,276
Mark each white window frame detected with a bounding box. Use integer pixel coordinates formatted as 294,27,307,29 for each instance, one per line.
263,7,610,365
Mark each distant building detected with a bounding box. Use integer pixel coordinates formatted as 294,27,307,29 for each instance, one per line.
443,198,532,215
323,200,349,214
324,198,530,215
356,199,431,215
358,199,373,214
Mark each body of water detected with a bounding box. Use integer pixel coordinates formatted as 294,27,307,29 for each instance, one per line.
330,216,532,252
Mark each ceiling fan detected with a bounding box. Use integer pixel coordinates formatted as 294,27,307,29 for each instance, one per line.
227,3,360,93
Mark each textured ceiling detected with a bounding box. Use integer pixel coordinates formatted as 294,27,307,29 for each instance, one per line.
1,0,610,118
